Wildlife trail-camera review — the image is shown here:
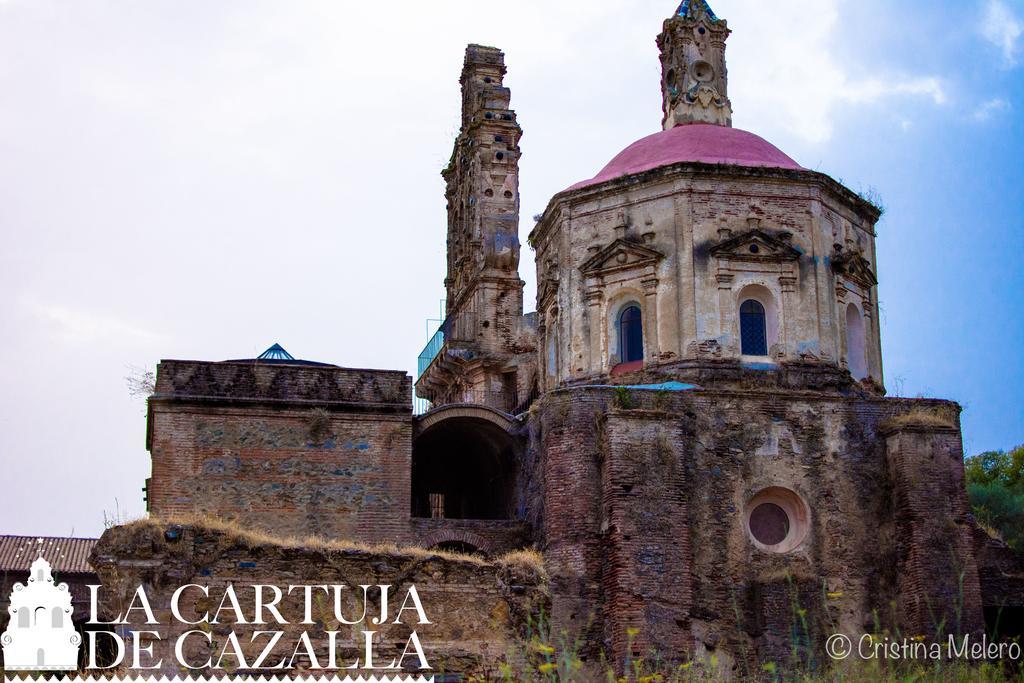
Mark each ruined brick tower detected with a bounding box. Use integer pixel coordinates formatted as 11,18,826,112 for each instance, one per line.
415,45,536,413
125,0,1023,677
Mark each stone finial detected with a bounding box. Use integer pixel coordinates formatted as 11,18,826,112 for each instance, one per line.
717,216,732,240
614,211,628,239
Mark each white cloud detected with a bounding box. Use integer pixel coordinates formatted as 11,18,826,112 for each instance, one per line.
981,0,1023,65
973,97,1012,121
843,78,947,106
726,0,946,143
31,302,163,346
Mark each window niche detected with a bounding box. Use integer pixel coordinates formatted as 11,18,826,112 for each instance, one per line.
845,303,867,380
737,284,779,358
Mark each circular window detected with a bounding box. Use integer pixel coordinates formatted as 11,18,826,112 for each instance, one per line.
692,61,715,82
744,487,809,553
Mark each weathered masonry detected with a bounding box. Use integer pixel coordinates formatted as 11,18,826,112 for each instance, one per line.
108,0,1023,677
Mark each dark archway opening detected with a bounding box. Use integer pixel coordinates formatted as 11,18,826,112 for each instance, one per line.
412,416,514,520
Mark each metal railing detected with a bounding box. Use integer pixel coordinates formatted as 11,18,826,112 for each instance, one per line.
413,395,433,416
417,325,445,376
416,309,482,377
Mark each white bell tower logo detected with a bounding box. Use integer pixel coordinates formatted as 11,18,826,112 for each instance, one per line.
2,556,81,670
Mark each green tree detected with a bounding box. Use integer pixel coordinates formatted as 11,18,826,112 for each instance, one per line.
965,444,1024,550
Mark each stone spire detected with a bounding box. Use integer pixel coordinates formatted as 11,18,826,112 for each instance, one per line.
657,0,733,129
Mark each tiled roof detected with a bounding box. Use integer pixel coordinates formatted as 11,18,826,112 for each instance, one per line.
0,535,98,574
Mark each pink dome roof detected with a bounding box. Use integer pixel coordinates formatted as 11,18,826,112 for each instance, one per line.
567,123,803,191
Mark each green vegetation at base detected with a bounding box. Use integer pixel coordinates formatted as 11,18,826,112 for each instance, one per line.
966,445,1024,551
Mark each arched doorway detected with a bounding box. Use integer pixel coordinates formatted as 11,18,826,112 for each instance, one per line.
412,409,515,520
430,540,482,556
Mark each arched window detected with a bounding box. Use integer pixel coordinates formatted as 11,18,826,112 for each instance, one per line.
740,299,768,356
618,305,643,363
846,304,867,380
17,607,29,628
52,606,63,628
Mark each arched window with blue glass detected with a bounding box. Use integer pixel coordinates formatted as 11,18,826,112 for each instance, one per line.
617,304,644,364
740,299,768,356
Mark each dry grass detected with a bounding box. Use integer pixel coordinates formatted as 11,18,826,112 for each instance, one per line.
879,405,958,432
495,547,546,574
116,514,545,576
977,519,1007,544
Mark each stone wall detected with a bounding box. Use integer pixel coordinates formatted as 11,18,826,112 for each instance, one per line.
89,521,548,678
531,384,983,671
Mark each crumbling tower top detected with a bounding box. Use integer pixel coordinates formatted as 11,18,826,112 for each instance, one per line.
442,44,523,312
657,0,733,129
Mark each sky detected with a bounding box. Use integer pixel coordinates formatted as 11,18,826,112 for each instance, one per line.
0,0,1021,538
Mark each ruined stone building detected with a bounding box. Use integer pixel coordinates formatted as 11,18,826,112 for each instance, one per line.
96,0,1022,675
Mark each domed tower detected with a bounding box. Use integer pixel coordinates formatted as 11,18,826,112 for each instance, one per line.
529,0,983,673
530,0,883,394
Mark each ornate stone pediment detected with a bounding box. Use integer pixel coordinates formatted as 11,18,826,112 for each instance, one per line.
710,229,802,262
537,274,560,310
831,250,878,288
579,238,664,277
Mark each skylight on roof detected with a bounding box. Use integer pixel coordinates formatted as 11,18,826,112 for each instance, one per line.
257,343,294,361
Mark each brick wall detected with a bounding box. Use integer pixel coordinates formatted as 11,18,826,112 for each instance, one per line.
148,360,413,544
601,410,693,661
532,385,984,671
885,426,984,637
